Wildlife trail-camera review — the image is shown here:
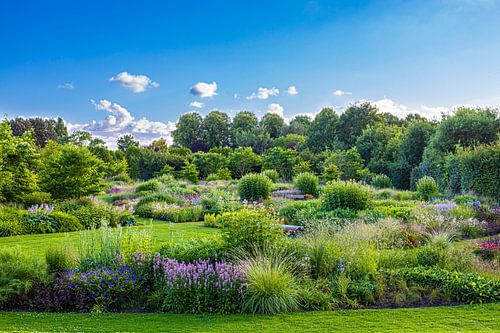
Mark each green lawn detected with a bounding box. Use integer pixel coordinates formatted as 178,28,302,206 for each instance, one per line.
0,219,219,258
0,304,499,332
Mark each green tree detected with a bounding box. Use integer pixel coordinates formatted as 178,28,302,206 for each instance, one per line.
201,111,231,148
10,117,57,148
336,102,382,148
117,134,139,152
39,142,103,199
305,108,339,152
192,152,229,179
260,113,284,139
231,111,258,145
0,119,39,202
228,147,262,178
285,115,312,136
172,112,203,149
262,147,300,181
53,117,68,144
324,148,367,181
271,134,306,150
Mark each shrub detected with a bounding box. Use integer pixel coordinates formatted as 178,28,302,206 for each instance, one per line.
278,200,319,224
322,163,342,182
261,169,279,183
396,267,500,303
23,204,57,234
294,172,319,196
243,253,300,314
143,202,203,222
0,207,26,237
0,248,46,303
135,179,161,194
159,237,226,263
20,192,52,206
321,181,371,211
238,174,272,201
180,163,199,183
416,176,439,201
221,209,284,250
45,246,75,273
57,205,110,229
110,210,136,227
152,256,245,314
50,211,82,232
371,174,392,189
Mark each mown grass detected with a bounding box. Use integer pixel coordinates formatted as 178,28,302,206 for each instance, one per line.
0,304,498,332
0,218,219,258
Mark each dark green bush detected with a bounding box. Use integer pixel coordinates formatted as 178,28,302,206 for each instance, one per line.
20,192,52,206
395,267,500,303
321,181,371,211
0,207,26,237
56,204,110,229
416,176,439,201
371,174,392,189
50,211,82,232
135,179,161,194
460,143,500,200
294,172,319,196
238,174,272,201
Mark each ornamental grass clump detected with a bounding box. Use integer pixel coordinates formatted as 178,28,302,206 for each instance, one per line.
152,256,246,314
416,176,439,201
294,172,319,196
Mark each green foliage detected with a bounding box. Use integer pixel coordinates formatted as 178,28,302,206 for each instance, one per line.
0,248,46,303
159,237,226,263
337,102,383,148
238,174,272,201
221,209,284,250
261,169,279,183
0,207,26,237
416,176,439,200
135,179,162,194
322,163,342,182
192,152,228,178
294,172,319,196
39,142,103,199
262,147,300,181
371,174,393,189
51,211,83,232
278,200,319,224
20,192,52,206
396,267,500,303
305,108,340,152
116,134,139,152
201,111,231,148
228,147,261,178
272,134,305,150
172,112,203,149
180,163,199,183
321,181,372,211
56,202,110,229
459,142,500,199
324,148,367,181
45,245,75,273
260,113,285,139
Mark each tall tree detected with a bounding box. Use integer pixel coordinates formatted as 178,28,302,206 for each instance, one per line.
172,112,203,149
305,108,339,152
201,111,231,148
260,113,284,139
117,134,139,152
285,115,312,136
336,102,382,148
10,117,57,147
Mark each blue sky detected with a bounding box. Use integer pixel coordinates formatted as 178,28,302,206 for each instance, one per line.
1,0,500,146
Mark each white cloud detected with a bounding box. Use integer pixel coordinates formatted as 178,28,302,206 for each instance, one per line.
333,89,352,96
67,99,175,149
189,101,204,108
109,72,159,93
267,103,284,117
190,81,218,98
287,86,299,95
246,87,279,100
373,98,446,119
57,82,74,90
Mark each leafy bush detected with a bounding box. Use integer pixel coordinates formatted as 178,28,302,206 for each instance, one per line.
110,210,136,227
135,179,161,194
321,181,371,211
322,163,342,182
294,172,319,196
371,174,392,189
20,192,52,206
135,193,178,209
416,176,439,201
238,174,272,201
278,200,319,224
0,248,46,303
23,205,57,234
159,237,226,263
140,202,202,222
0,207,26,237
261,169,279,183
180,162,199,183
47,211,80,232
45,246,75,273
57,204,110,229
221,209,284,250
395,267,500,303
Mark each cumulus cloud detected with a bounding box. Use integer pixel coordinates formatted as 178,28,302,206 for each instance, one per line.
333,89,352,96
287,86,299,95
246,87,279,100
267,103,284,117
189,101,204,108
109,72,159,93
190,81,218,98
57,82,74,89
67,99,175,149
373,98,446,119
